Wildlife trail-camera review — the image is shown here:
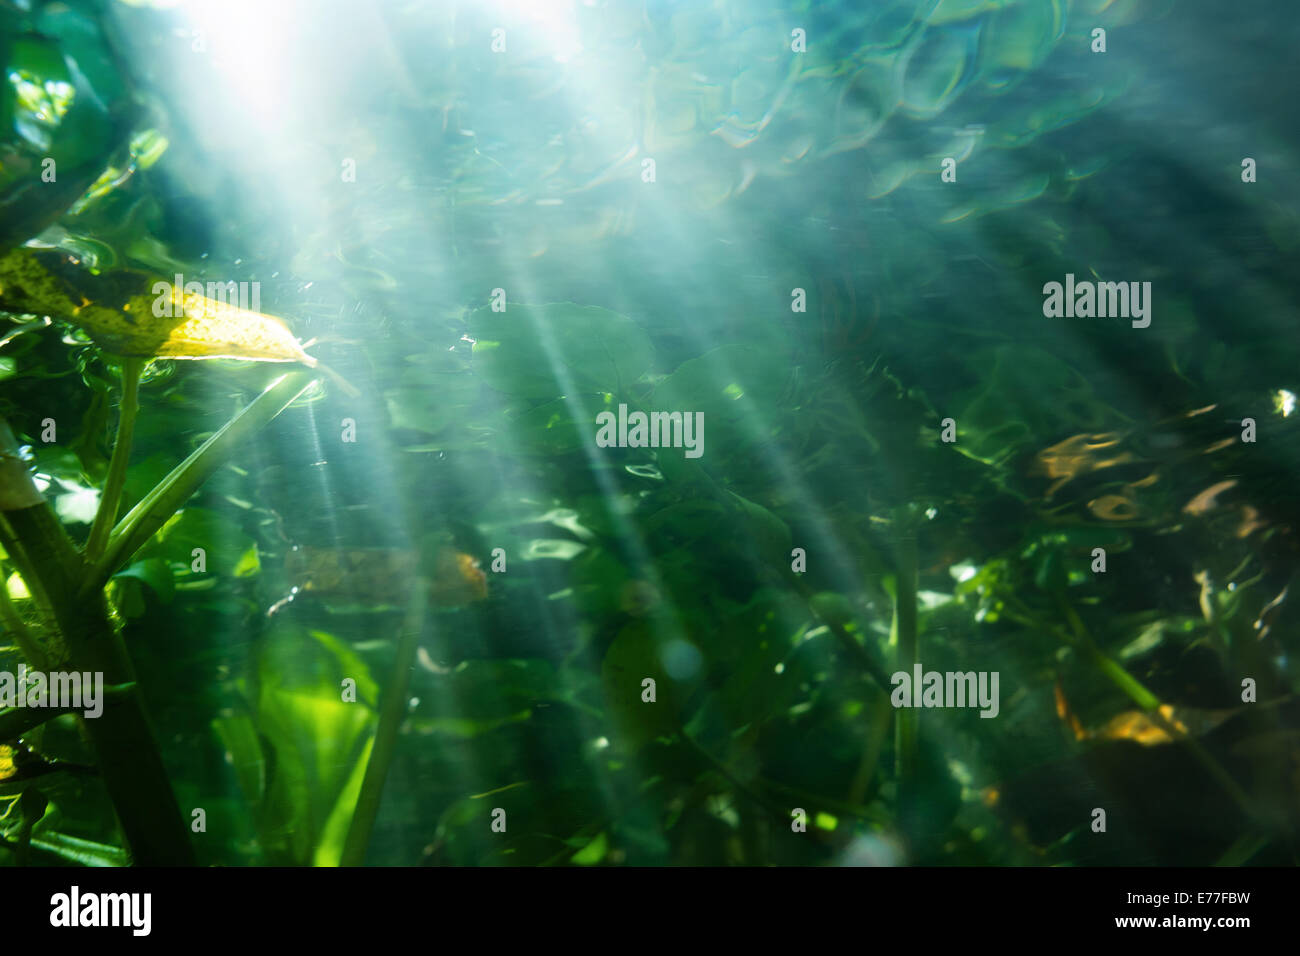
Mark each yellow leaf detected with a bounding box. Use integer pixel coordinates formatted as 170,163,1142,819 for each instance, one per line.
121,284,317,363
1097,705,1187,746
0,247,358,394
1094,704,1234,747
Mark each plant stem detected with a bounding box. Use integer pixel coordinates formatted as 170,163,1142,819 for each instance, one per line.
83,370,315,597
1056,598,1159,710
85,357,143,563
341,580,429,866
0,369,318,866
1046,593,1258,822
0,569,49,671
790,573,891,692
2,499,194,864
849,688,893,806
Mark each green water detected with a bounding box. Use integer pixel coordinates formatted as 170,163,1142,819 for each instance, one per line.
0,0,1297,866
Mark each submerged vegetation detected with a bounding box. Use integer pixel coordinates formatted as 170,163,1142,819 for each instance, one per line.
1,0,1298,867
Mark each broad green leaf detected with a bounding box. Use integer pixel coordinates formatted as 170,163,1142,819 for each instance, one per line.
600,621,700,749
251,625,379,863
653,345,791,463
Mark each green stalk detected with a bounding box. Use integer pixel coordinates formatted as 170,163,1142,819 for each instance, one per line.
1053,595,1256,819
82,370,315,597
84,357,143,562
0,369,318,865
0,570,48,671
790,573,891,692
341,580,429,866
1057,599,1159,710
0,681,134,740
849,688,893,805
2,499,194,864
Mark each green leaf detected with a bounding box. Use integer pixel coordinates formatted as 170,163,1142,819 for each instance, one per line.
0,24,128,249
112,557,175,603
314,735,373,867
600,622,700,749
29,831,129,867
570,830,608,865
211,712,268,806
251,624,379,863
143,506,257,578
954,345,1123,466
87,370,316,597
653,345,791,463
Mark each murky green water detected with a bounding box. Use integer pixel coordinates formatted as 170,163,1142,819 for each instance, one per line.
1,0,1297,866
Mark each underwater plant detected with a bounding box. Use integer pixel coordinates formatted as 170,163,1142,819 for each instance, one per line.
2,0,1296,875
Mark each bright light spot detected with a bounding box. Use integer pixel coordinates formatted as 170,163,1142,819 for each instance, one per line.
814,812,838,831
952,562,977,583
488,0,582,63
522,538,587,560
181,0,302,130
593,736,609,750
918,590,953,609
6,572,30,601
1275,389,1295,417
925,507,938,519
54,478,100,524
9,71,76,144
774,662,784,674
